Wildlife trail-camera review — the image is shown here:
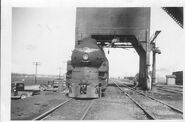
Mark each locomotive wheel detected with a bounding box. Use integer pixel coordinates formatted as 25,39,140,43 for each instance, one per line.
146,75,152,90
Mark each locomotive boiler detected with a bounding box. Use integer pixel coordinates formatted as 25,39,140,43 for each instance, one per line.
66,37,109,98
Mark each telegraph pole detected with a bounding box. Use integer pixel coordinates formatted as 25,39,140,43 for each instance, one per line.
33,62,40,84
58,67,61,79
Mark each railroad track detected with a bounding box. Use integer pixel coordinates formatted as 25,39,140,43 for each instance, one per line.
32,98,73,120
121,82,183,114
155,86,182,94
112,81,183,120
33,98,95,120
156,84,183,88
80,100,95,120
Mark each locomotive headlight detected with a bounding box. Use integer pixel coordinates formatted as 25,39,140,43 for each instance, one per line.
82,53,89,60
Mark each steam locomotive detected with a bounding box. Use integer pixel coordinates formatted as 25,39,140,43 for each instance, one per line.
66,37,109,98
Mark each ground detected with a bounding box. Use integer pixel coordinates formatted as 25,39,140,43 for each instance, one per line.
11,91,69,120
11,81,183,120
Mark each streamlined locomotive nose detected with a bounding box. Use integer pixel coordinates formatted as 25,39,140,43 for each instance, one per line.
66,37,109,98
71,38,104,67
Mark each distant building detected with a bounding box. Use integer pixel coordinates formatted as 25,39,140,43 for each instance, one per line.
172,71,183,85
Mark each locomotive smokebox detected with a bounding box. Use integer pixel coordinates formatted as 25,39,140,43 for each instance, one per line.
71,38,105,67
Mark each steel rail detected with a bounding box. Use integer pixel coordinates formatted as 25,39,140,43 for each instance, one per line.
120,83,183,114
112,81,156,120
156,84,183,88
80,100,95,120
156,87,182,94
32,98,73,120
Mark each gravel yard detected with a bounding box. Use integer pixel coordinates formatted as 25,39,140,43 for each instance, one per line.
11,91,69,120
128,91,182,119
11,83,183,120
149,86,183,111
85,85,148,120
44,99,92,120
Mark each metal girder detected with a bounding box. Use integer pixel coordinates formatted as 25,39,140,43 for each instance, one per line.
92,34,147,53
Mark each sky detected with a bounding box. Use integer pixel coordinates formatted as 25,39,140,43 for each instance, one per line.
12,7,184,78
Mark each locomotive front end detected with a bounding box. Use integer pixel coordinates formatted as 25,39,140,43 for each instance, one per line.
66,38,108,98
68,67,100,98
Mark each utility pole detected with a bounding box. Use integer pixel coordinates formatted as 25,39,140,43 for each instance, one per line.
33,62,40,84
58,67,61,79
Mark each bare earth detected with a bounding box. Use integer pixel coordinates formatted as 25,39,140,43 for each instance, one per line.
85,86,148,120
11,83,183,120
11,91,69,120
